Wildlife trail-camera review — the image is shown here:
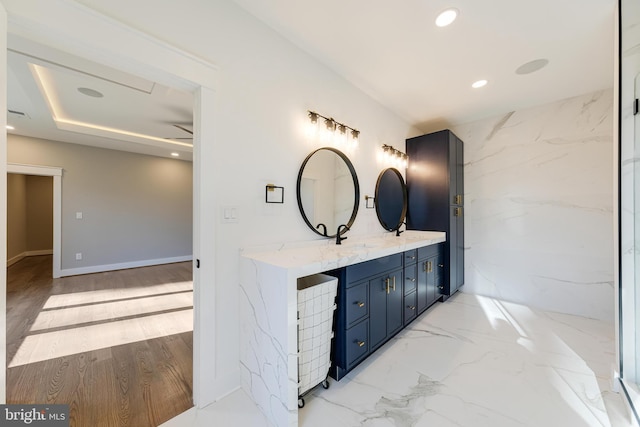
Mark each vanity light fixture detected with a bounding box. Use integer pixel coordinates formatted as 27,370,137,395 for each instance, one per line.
307,110,359,147
382,144,408,169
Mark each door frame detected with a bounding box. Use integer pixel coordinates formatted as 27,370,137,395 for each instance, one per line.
2,0,220,410
7,163,62,278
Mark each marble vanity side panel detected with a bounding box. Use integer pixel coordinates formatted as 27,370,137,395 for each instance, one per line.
452,89,615,321
239,257,297,427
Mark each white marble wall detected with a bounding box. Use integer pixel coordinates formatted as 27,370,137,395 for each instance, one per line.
451,89,614,321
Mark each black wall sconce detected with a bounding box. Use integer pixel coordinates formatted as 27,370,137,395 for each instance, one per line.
265,184,284,203
365,195,375,209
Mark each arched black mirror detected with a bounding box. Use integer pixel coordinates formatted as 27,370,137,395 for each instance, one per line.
297,147,360,238
375,168,407,232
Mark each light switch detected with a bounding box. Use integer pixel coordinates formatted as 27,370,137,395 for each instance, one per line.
76,212,83,220
222,206,239,223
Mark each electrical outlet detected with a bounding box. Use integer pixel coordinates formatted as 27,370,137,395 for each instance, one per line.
75,253,82,261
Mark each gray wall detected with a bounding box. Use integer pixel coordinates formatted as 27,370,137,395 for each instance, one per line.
8,134,193,271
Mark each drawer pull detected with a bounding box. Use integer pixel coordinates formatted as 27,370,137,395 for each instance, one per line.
356,301,365,308
357,340,365,347
408,305,416,310
385,278,390,294
407,277,415,282
438,264,444,268
407,255,416,260
392,276,396,291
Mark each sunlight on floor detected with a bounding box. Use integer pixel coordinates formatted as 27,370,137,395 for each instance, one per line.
43,280,193,308
9,281,194,367
475,294,613,426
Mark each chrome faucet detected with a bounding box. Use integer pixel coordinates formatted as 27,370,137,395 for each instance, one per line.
336,224,350,245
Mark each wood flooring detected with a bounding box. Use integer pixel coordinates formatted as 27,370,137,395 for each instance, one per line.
6,256,194,427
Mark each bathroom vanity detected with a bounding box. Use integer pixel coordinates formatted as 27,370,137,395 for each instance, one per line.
239,231,445,427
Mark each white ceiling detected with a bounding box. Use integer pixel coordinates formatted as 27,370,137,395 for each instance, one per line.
7,35,194,161
232,0,616,131
6,1,615,159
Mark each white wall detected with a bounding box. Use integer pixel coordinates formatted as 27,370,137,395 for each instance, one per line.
451,89,614,321
8,135,193,274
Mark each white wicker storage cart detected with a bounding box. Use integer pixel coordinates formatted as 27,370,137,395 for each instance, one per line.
296,273,338,408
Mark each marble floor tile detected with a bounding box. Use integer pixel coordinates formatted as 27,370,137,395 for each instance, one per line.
163,292,633,427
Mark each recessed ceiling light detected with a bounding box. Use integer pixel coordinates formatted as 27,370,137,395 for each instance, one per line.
435,8,459,27
171,152,180,157
6,125,14,130
472,79,488,89
77,87,104,98
515,58,549,75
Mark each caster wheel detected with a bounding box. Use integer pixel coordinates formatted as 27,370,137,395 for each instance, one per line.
321,379,330,389
298,398,305,408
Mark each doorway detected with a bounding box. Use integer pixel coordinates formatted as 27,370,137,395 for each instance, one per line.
1,0,220,417
7,164,62,278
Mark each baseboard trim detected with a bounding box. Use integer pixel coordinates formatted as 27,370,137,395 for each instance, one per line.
59,255,193,277
26,249,54,257
7,253,26,267
7,249,54,267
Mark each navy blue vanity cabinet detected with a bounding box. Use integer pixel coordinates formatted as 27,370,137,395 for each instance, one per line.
416,243,444,313
403,249,418,324
369,268,404,351
406,130,464,298
329,253,403,380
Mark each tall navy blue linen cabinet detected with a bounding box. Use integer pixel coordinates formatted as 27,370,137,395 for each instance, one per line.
406,129,464,298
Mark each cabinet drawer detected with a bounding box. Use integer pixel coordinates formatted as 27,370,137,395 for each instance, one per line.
404,291,417,324
404,264,417,295
418,244,441,260
403,249,417,266
345,319,369,367
345,282,368,327
345,253,403,286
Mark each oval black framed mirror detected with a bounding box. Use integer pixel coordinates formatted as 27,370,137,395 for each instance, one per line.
296,147,360,238
375,168,407,232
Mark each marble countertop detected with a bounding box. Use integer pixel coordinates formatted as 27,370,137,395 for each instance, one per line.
241,230,446,276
